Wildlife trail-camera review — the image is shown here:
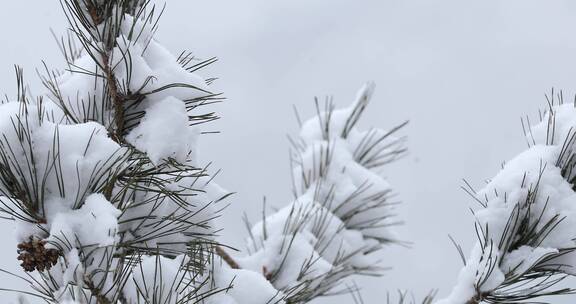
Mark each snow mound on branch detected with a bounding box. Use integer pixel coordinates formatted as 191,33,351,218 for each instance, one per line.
299,82,375,143
233,83,404,300
35,121,127,212
126,96,198,164
125,255,286,304
0,102,125,228
437,104,576,304
294,83,398,245
112,14,210,165
209,263,286,304
44,13,211,160
46,52,108,124
238,198,367,290
47,194,121,248
115,14,210,101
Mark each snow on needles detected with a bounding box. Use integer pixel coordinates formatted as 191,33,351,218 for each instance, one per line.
0,7,227,303
0,2,408,303
227,83,407,303
437,103,576,304
126,96,199,165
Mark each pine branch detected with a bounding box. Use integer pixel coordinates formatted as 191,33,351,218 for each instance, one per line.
84,0,125,143
236,83,407,303
215,246,239,269
438,92,576,304
0,0,226,303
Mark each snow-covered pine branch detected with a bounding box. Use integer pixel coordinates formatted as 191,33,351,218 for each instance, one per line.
0,0,229,303
208,84,408,304
0,1,410,304
437,93,576,304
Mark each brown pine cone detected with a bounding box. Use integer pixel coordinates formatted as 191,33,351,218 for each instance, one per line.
17,237,61,272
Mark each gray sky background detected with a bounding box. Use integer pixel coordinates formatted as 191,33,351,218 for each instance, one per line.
0,0,576,303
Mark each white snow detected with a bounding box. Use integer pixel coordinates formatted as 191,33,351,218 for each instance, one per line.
47,193,121,249
35,121,127,211
209,262,286,304
0,9,225,303
437,103,576,303
0,8,401,304
229,83,401,300
126,96,199,164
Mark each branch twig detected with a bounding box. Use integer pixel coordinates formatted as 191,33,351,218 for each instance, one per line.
215,246,239,269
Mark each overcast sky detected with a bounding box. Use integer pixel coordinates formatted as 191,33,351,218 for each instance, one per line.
0,0,576,303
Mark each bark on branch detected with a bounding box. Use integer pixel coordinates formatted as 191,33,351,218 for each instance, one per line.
215,246,239,269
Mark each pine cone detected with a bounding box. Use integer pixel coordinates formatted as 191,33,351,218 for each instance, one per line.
17,237,61,272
